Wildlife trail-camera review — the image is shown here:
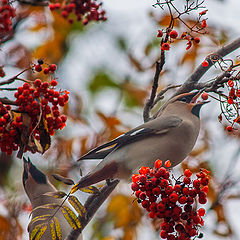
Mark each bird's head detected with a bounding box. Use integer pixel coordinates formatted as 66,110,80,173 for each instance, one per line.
23,158,54,203
162,91,209,118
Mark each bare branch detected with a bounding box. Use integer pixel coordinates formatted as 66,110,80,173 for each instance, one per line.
143,51,165,122
174,37,240,96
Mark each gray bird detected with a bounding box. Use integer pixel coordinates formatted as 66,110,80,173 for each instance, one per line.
71,91,208,193
23,158,82,240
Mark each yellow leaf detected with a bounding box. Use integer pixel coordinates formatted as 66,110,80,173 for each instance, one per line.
32,203,59,213
44,191,67,199
29,214,51,226
80,186,100,195
61,206,81,230
68,196,86,216
107,194,142,228
30,223,47,240
50,217,62,240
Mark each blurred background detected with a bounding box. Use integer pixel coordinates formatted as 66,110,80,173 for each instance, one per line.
1,0,240,239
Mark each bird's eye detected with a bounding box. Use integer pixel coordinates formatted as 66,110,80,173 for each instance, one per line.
179,97,187,102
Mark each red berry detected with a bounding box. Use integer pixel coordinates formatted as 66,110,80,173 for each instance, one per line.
49,64,57,72
141,200,150,208
51,79,58,86
169,192,178,203
202,19,207,28
226,126,233,132
184,169,192,177
160,230,167,239
155,159,162,168
227,97,233,104
42,82,49,88
34,79,42,87
35,64,42,72
198,208,205,216
173,184,181,192
23,82,30,89
228,80,234,87
139,192,146,200
178,196,187,204
157,30,163,38
131,182,139,191
194,37,200,43
43,68,50,74
169,30,178,39
201,92,208,100
152,187,161,196
202,60,209,67
183,177,191,185
161,43,170,51
165,160,171,168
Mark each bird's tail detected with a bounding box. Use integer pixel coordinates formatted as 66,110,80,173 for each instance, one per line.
71,162,118,194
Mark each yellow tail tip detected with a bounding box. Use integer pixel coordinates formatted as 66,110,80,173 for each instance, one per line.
70,183,79,194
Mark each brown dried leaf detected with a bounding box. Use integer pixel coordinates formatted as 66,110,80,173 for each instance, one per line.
127,53,144,72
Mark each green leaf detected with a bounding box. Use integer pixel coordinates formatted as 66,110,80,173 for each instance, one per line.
68,196,86,217
61,206,81,230
88,71,119,94
30,223,47,240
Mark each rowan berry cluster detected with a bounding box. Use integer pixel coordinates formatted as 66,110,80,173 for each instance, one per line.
131,159,210,240
0,102,19,155
217,79,240,133
157,29,201,52
49,0,106,25
0,0,16,40
0,61,69,155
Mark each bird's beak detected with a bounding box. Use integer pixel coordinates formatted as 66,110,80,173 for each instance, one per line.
190,90,210,105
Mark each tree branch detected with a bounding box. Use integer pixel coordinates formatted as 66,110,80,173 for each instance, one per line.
143,51,165,122
174,37,240,96
65,179,120,240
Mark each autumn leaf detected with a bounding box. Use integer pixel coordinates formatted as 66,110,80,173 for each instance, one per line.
61,206,81,230
44,191,67,199
68,196,86,216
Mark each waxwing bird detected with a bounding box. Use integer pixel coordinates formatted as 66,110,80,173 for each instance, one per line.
71,91,208,193
23,158,82,240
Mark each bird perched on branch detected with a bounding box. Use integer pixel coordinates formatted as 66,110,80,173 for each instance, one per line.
23,158,82,240
71,91,208,193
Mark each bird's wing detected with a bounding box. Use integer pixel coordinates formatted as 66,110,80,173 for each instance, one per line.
78,115,182,161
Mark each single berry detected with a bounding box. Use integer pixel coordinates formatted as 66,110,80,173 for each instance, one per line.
169,30,178,39
157,30,163,38
201,92,208,100
202,60,209,67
